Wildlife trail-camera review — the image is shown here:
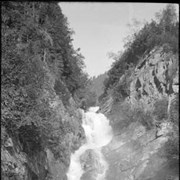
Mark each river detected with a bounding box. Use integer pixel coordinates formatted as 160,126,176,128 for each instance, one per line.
67,107,113,180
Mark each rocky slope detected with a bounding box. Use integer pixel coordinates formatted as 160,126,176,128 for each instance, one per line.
1,2,87,180
1,59,85,180
100,46,179,180
127,46,179,112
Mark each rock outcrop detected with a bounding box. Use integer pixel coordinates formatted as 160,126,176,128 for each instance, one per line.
100,46,179,180
127,46,179,111
80,149,104,180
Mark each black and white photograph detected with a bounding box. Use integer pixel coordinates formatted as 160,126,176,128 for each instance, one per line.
1,2,179,180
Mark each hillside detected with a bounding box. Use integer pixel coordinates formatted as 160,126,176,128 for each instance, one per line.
99,4,179,180
1,2,88,180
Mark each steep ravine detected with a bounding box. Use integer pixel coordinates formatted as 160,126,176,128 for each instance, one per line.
2,44,178,180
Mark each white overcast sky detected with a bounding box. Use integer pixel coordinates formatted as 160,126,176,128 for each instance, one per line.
59,2,179,77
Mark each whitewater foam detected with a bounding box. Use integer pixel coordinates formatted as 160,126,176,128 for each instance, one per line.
67,106,112,180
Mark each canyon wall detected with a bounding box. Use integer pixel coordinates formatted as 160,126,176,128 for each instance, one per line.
101,46,179,180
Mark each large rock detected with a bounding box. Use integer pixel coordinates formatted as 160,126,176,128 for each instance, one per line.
127,46,178,111
80,149,104,180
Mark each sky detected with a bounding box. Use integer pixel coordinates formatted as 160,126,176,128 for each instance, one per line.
59,2,179,77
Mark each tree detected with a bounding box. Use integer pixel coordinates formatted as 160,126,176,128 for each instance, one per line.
156,4,178,34
1,2,89,142
100,4,179,103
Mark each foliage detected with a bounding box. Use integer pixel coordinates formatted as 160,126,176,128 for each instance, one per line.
164,134,179,160
110,102,154,133
98,91,107,104
1,126,8,145
101,4,179,102
169,93,179,126
85,91,97,108
164,93,179,160
88,73,108,102
1,1,88,162
78,91,97,110
18,124,42,156
112,82,129,102
112,67,133,102
54,79,71,107
133,109,154,130
103,52,128,93
112,93,177,133
109,102,133,133
153,97,169,121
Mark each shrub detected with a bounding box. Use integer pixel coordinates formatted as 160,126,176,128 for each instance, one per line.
110,102,154,133
112,82,129,102
164,94,179,161
84,91,97,108
98,92,107,104
109,102,134,133
153,97,168,121
134,109,154,130
112,71,132,103
164,135,179,160
18,124,42,156
169,94,179,126
54,79,71,107
1,126,8,145
102,4,178,100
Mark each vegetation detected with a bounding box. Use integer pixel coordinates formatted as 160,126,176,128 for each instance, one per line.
1,1,88,159
153,97,169,121
100,7,179,162
169,93,179,126
110,94,179,158
1,2,179,170
109,101,154,134
101,4,179,102
164,135,179,160
89,73,108,103
164,93,179,160
80,91,97,110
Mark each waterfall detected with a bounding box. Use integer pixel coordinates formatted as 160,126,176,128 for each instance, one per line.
67,107,113,180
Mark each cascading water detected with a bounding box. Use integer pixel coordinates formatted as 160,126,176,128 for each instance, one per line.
67,107,113,180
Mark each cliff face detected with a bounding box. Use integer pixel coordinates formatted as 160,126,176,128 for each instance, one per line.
1,59,85,180
127,46,179,112
101,46,179,180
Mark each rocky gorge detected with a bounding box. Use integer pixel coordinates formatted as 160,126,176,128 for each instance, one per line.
1,2,179,180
